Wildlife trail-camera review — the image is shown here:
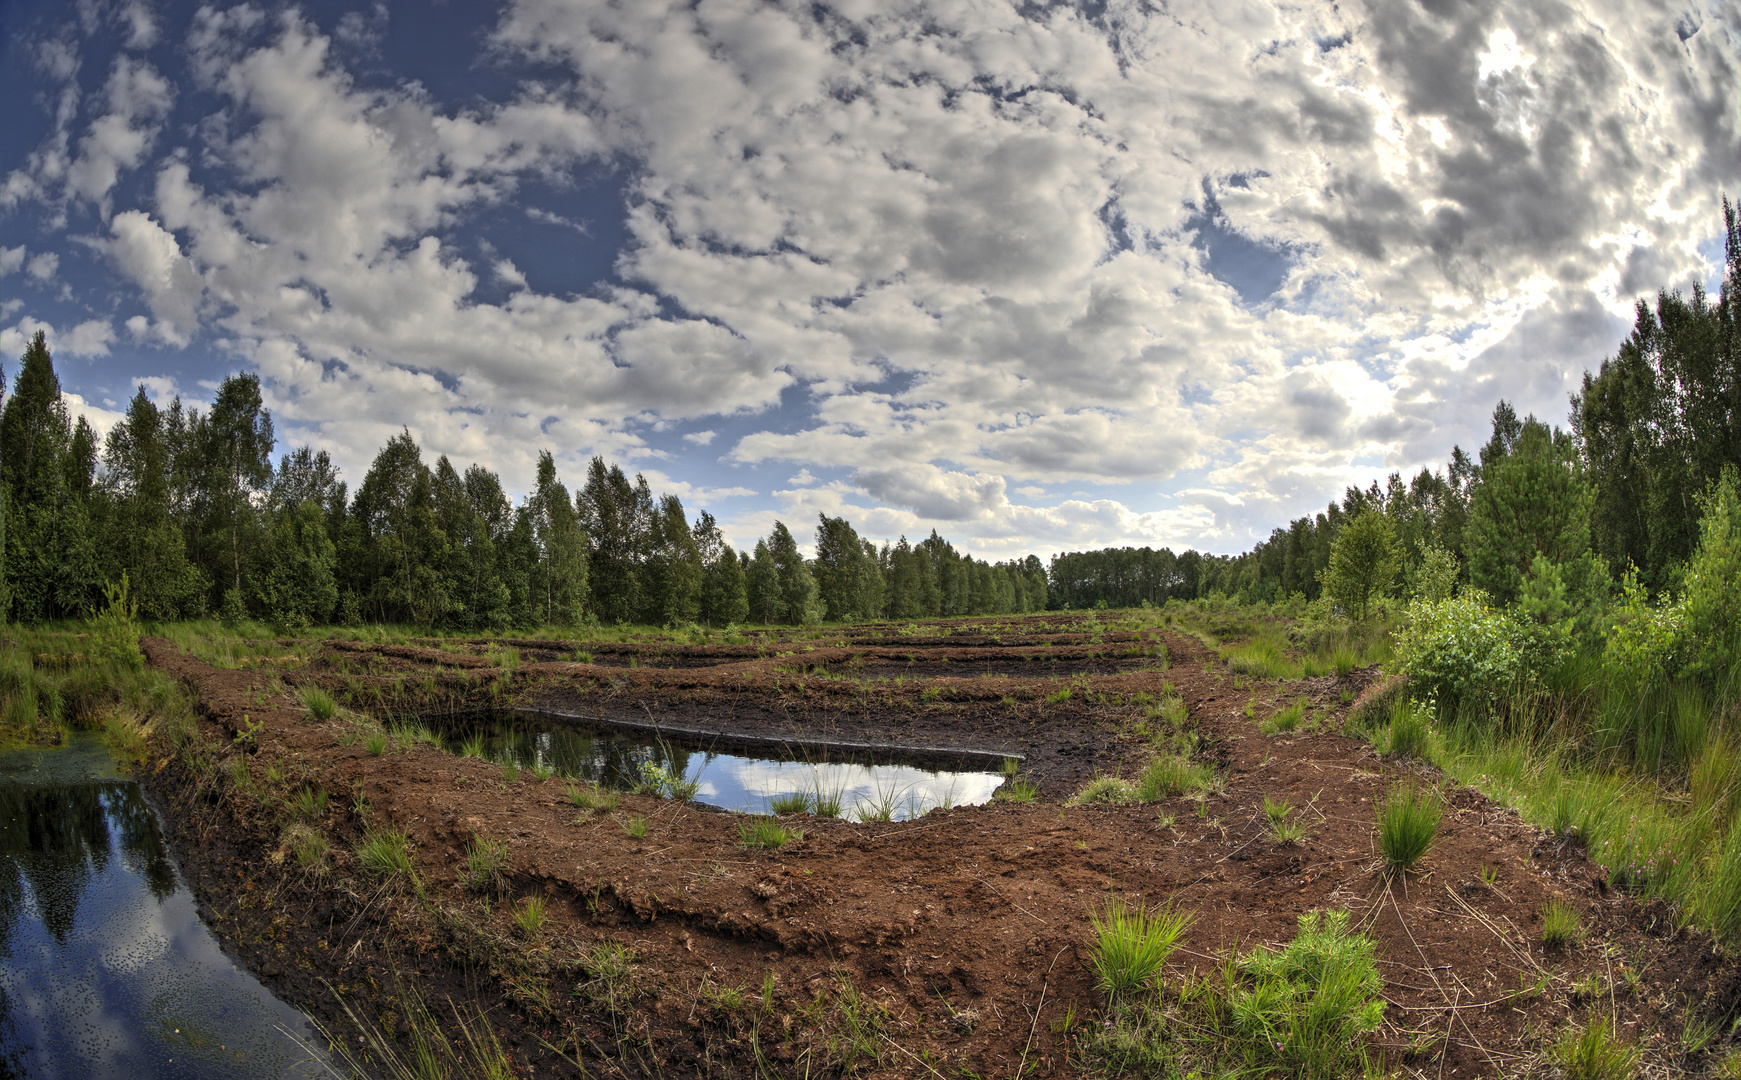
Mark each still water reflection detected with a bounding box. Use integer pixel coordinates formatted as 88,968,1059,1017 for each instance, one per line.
0,735,331,1079
445,719,1006,820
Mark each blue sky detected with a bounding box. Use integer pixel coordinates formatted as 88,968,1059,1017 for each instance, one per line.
2,0,1735,558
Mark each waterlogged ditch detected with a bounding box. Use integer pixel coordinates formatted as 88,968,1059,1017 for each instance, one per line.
0,734,332,1080
437,711,1008,820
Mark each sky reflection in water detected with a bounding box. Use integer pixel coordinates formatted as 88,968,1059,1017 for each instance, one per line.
447,720,1005,820
0,734,330,1079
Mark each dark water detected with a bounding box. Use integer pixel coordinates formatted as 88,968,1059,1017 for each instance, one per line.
0,735,334,1079
444,719,1006,821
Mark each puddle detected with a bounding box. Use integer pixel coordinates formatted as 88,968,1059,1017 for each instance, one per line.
0,734,334,1079
440,717,1007,821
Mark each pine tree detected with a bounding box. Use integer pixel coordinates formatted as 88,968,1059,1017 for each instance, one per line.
1467,416,1597,607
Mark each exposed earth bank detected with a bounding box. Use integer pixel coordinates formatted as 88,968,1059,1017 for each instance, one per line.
138,614,1740,1077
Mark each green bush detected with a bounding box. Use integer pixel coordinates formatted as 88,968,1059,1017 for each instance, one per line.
1680,465,1741,682
1393,591,1525,713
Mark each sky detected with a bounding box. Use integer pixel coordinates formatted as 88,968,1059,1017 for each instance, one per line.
0,0,1735,560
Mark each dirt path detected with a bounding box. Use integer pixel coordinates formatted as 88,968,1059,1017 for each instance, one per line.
138,615,1739,1077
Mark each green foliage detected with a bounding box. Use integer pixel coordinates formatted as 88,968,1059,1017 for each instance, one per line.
1467,419,1598,607
1680,466,1741,681
1393,590,1525,713
1541,899,1583,948
1378,782,1441,873
299,683,336,721
1136,755,1214,801
1386,699,1430,759
1227,910,1386,1077
737,817,798,849
88,574,143,671
513,896,547,937
1603,566,1685,694
567,784,618,813
993,775,1038,803
1087,895,1193,999
1069,775,1139,806
1409,542,1460,603
1553,1017,1641,1080
1320,509,1400,621
356,829,414,880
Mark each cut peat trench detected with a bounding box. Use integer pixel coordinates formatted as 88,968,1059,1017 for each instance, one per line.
136,614,1738,1078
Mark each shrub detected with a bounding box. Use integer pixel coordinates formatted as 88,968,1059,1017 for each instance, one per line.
1378,783,1442,873
1392,591,1525,713
1680,465,1741,682
1087,896,1194,1000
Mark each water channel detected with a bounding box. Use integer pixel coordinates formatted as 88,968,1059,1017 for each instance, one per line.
0,734,334,1079
442,714,1009,821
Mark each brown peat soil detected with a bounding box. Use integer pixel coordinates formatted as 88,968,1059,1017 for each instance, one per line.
137,612,1741,1078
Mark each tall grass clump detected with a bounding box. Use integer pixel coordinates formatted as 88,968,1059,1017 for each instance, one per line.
1087,896,1194,1000
1070,775,1139,806
1377,782,1441,874
356,829,415,881
298,684,337,721
1386,699,1431,759
1553,1017,1640,1080
738,817,799,850
1136,755,1213,802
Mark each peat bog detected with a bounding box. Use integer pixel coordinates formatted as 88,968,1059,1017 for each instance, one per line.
114,610,1741,1078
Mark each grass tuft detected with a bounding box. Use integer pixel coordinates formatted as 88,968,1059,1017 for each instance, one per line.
513,895,547,937
1378,781,1442,874
738,817,800,850
1087,895,1194,1000
1136,754,1214,802
298,684,336,721
1553,1017,1640,1080
464,836,509,896
356,829,414,881
1071,775,1140,806
1541,899,1584,948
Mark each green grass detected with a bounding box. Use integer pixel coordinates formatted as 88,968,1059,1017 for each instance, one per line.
1377,782,1441,874
1553,1017,1640,1080
463,836,509,896
574,940,638,1015
459,732,486,758
513,895,546,937
1541,899,1584,948
355,829,414,880
1136,755,1215,802
364,730,388,756
621,815,648,838
501,759,520,783
298,683,337,721
1087,896,1194,999
768,790,812,815
567,783,619,812
1386,699,1431,758
289,786,328,821
1259,698,1307,735
992,775,1038,803
738,817,800,850
292,828,329,872
1070,775,1139,806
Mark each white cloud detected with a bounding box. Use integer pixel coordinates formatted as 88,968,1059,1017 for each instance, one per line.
0,247,25,276
5,0,1728,556
26,252,58,280
63,318,114,356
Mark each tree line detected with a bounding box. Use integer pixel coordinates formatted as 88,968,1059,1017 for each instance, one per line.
0,350,1052,629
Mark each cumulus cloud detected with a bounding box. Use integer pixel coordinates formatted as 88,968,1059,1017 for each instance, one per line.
3,0,1732,555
